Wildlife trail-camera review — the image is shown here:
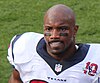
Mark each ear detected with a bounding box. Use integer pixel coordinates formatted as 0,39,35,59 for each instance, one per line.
74,25,79,37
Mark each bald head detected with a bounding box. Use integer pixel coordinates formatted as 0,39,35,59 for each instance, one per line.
44,4,76,26
43,4,79,58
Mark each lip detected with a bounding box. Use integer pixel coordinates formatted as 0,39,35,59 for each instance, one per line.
49,40,63,47
49,39,62,43
50,41,61,45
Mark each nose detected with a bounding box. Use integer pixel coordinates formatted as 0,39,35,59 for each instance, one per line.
50,29,60,39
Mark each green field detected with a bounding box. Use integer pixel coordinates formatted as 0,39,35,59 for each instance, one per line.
0,0,100,82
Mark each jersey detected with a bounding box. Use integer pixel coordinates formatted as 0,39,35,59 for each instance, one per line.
7,32,100,83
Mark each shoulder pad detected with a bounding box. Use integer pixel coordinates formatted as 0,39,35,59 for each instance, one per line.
13,32,43,64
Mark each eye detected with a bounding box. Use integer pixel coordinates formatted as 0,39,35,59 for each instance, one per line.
45,26,52,31
59,26,69,31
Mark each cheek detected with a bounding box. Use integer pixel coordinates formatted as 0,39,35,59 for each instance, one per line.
62,35,72,44
60,29,70,36
59,33,68,36
44,32,51,36
44,35,49,44
44,32,69,37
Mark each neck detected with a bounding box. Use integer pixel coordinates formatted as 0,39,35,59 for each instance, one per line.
61,44,77,61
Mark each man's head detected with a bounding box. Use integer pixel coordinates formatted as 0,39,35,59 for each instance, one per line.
43,4,78,59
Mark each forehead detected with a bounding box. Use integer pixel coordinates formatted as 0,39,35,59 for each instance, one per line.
44,13,71,27
44,5,76,27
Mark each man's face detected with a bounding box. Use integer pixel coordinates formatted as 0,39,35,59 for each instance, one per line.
44,14,77,55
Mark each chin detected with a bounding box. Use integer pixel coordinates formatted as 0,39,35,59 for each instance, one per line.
51,50,64,55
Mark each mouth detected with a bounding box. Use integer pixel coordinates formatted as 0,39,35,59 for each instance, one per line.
49,39,62,44
49,40,63,48
50,41,61,45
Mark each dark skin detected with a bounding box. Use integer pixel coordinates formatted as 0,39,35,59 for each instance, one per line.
44,4,78,61
8,4,78,83
8,69,22,83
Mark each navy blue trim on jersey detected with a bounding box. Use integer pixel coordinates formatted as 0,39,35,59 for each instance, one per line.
36,38,90,75
11,34,22,61
11,34,23,82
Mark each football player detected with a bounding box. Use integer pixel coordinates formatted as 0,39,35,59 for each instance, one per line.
7,4,100,83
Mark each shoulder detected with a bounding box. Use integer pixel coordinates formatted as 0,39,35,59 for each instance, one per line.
15,32,43,42
78,43,100,56
88,43,100,50
10,32,43,45
13,32,43,52
81,43,100,49
81,43,100,53
11,32,43,64
85,43,100,58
